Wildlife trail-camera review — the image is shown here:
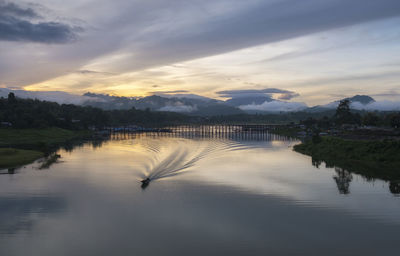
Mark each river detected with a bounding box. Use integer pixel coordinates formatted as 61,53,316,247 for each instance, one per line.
0,132,399,255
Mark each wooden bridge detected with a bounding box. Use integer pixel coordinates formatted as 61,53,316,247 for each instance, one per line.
104,124,285,134
166,124,284,134
108,124,293,141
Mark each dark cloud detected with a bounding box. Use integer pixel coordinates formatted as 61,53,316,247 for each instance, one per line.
217,88,299,100
0,1,39,18
217,89,293,96
154,90,189,94
111,0,400,72
278,92,300,100
217,88,301,102
1,0,400,87
0,1,79,43
74,70,115,76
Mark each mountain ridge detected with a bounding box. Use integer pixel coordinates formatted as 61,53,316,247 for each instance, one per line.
2,88,399,115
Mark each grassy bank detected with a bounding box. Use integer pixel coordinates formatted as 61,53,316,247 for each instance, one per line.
0,127,91,148
0,148,44,169
294,137,400,181
0,128,92,169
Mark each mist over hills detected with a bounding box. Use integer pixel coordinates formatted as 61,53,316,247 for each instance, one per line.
82,92,244,116
1,88,399,115
225,95,273,107
307,95,376,113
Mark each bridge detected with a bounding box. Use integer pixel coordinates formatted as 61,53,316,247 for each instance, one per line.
104,124,286,134
166,124,285,134
107,124,293,142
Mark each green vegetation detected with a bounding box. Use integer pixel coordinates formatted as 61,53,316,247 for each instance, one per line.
300,99,400,129
294,137,400,181
0,127,93,169
0,148,43,169
205,111,336,124
0,127,91,150
0,92,189,129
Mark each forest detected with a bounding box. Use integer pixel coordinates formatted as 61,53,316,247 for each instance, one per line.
0,93,190,129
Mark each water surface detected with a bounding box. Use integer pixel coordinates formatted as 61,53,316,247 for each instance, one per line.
1,133,399,255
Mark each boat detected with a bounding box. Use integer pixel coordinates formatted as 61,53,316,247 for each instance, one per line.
141,178,150,189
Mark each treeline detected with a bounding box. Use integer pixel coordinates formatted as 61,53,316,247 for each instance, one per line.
2,93,400,130
203,110,337,124
0,93,190,129
300,99,400,129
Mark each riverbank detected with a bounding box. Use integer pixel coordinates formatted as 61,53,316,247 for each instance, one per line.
0,128,92,169
294,137,400,181
0,148,43,169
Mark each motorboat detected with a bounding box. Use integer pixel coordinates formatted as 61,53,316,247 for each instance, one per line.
141,178,150,189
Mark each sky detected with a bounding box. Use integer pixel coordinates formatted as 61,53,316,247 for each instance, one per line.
1,0,400,105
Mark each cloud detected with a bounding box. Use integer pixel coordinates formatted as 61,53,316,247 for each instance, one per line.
154,90,189,94
351,101,400,111
278,92,300,100
1,0,400,94
3,0,400,86
158,102,197,113
0,1,39,18
371,90,400,98
217,88,300,100
320,98,400,111
152,91,212,101
98,0,400,73
239,101,308,112
296,70,400,88
0,1,79,43
218,88,293,96
73,70,115,76
0,88,99,105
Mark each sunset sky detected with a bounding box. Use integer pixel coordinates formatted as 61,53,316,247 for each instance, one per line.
1,0,400,105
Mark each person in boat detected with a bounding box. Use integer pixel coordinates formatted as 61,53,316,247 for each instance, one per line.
141,178,150,189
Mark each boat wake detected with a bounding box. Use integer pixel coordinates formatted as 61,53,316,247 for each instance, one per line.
138,138,257,187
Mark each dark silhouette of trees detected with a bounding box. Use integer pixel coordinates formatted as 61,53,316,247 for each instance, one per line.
333,167,353,194
335,99,355,125
389,113,400,128
362,112,380,126
7,92,16,104
0,95,189,129
389,181,400,194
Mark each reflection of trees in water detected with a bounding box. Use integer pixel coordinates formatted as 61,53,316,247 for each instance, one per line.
389,181,400,195
310,157,400,196
90,139,106,149
333,167,353,195
312,158,322,168
0,168,17,175
0,139,108,174
311,157,353,194
49,138,108,153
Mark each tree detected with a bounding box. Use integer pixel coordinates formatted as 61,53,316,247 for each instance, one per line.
7,92,16,104
390,112,400,128
335,99,354,125
362,112,380,126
